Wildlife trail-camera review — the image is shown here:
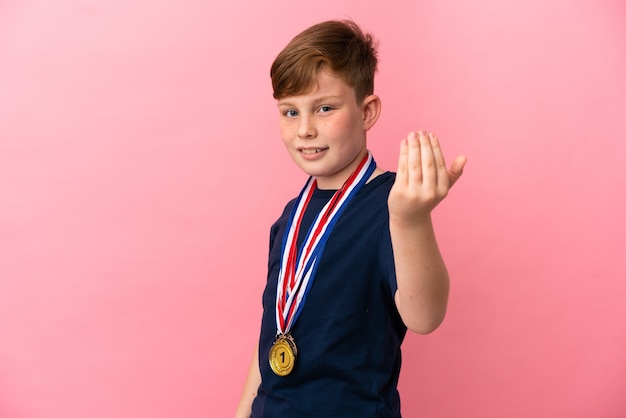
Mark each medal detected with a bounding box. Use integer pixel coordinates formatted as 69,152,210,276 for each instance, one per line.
271,151,376,377
269,334,298,376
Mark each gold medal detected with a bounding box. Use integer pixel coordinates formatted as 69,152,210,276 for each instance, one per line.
269,334,297,376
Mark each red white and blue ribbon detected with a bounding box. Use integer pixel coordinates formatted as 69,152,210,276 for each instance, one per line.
275,151,377,336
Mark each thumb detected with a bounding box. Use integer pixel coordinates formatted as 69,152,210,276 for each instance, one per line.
448,155,467,188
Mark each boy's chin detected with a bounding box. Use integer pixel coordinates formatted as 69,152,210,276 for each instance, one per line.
292,161,327,178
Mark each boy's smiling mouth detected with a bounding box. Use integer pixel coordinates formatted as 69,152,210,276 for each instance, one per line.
299,147,328,154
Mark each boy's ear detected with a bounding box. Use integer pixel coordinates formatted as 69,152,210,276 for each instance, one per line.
362,94,381,131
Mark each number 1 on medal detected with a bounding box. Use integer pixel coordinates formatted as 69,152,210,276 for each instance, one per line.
269,335,297,376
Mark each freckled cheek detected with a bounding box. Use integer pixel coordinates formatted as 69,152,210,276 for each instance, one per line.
278,123,294,144
325,117,350,139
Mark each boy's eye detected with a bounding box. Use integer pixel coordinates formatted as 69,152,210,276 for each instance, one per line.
319,106,332,113
284,109,298,118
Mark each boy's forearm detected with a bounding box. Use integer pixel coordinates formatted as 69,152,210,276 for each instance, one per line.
390,214,450,334
235,344,261,418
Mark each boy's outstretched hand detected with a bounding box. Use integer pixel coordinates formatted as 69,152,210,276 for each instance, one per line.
388,130,466,333
388,131,466,223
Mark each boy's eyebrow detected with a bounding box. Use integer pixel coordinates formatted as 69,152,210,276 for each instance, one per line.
277,95,343,108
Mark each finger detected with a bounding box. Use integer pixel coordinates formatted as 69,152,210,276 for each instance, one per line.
429,132,448,192
395,137,409,186
419,131,436,188
448,155,467,188
407,131,423,186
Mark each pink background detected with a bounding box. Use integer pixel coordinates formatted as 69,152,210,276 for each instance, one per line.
1,1,625,417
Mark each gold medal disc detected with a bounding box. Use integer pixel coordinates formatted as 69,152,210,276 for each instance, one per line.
269,334,297,376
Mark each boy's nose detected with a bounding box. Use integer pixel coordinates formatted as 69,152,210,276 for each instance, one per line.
297,116,316,138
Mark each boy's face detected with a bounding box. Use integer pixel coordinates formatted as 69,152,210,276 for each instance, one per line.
277,67,376,190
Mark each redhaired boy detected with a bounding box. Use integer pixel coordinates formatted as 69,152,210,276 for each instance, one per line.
236,20,466,417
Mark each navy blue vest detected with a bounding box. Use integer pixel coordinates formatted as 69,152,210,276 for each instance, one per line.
252,172,407,418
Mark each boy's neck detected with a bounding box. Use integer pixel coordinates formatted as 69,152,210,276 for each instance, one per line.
315,167,385,191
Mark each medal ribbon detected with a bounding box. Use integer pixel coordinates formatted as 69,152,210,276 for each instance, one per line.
275,151,377,336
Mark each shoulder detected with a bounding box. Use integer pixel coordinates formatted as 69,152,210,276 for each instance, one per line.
361,170,395,197
268,196,297,242
344,171,395,222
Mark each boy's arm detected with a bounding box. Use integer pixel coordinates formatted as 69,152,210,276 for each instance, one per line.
235,343,261,418
388,131,466,334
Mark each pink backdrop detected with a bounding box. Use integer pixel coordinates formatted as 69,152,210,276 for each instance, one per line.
1,1,625,417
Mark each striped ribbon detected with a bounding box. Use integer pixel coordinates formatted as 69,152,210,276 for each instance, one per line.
275,151,377,335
